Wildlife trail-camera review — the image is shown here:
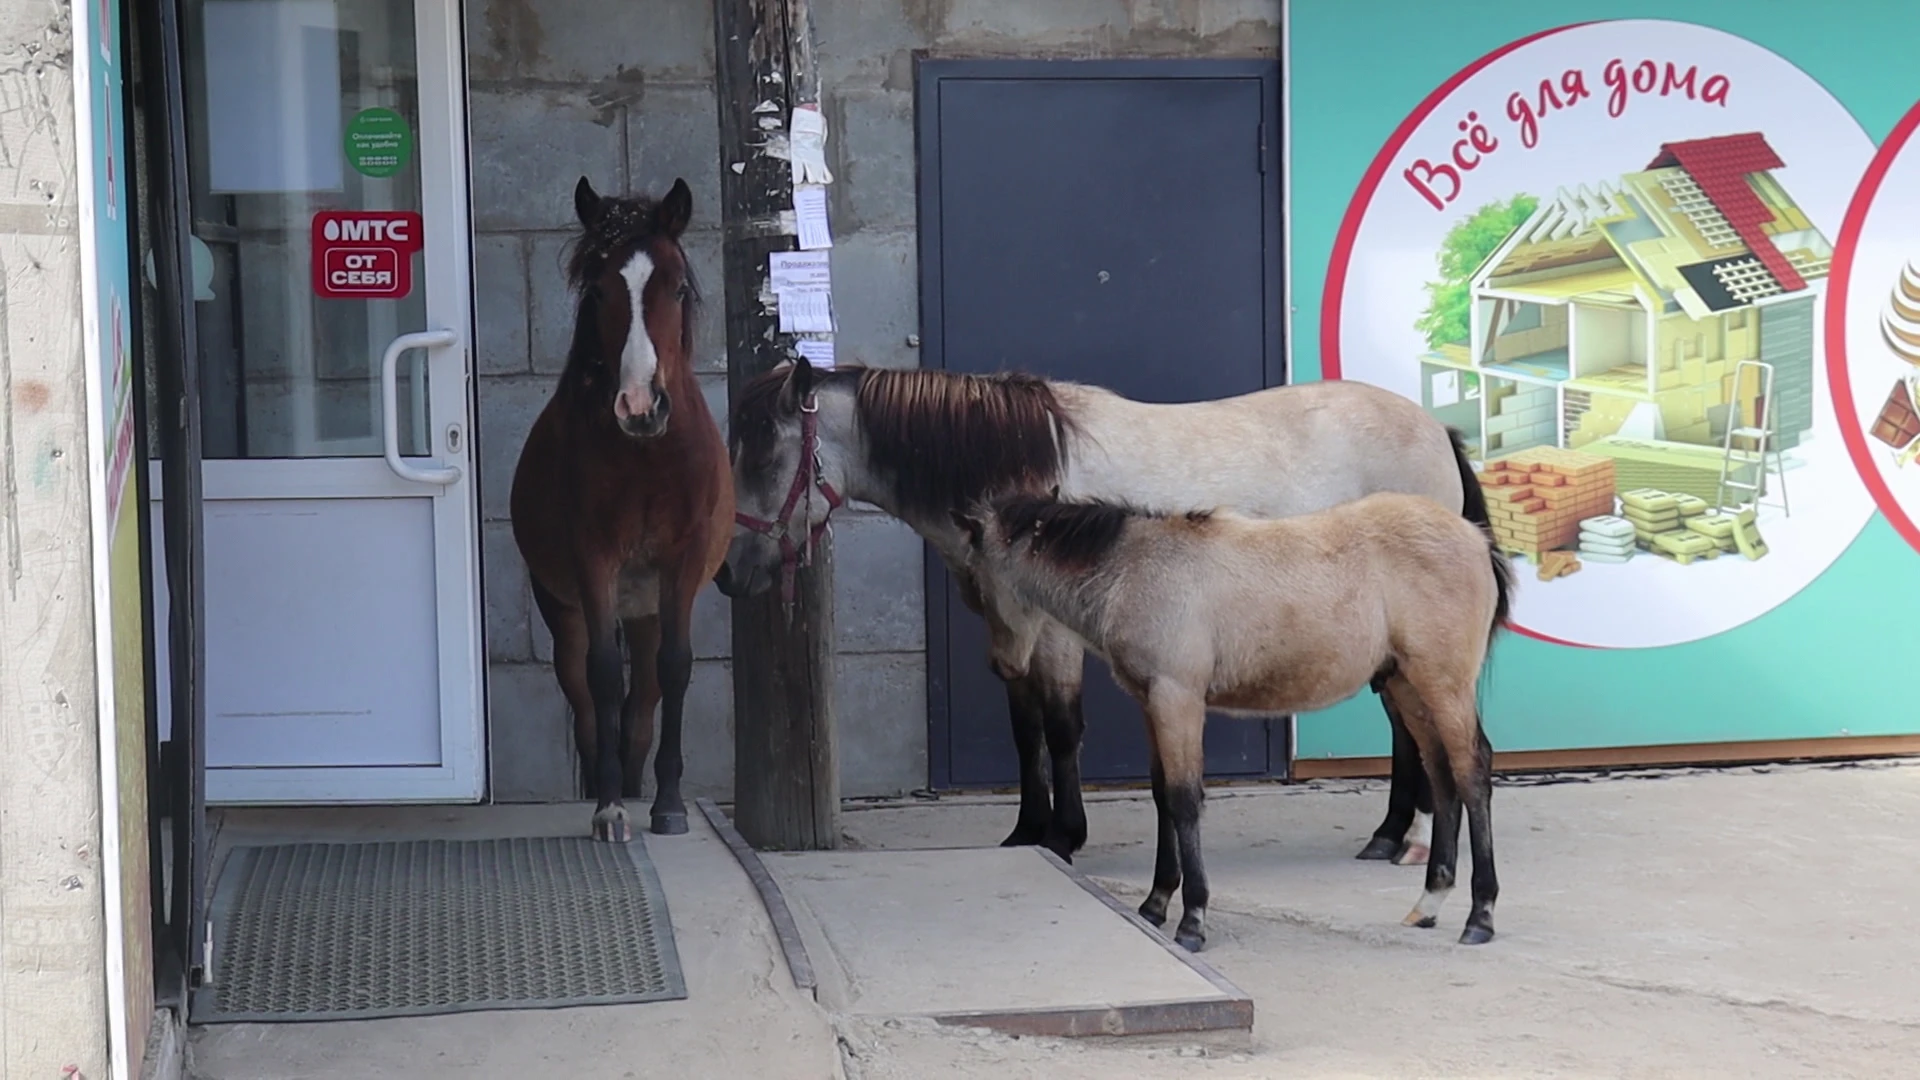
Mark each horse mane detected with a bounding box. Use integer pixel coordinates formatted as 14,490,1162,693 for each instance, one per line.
731,365,1076,521
991,493,1209,571
857,367,1074,519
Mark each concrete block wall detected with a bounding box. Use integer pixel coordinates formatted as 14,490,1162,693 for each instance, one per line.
470,0,1279,802
468,0,929,802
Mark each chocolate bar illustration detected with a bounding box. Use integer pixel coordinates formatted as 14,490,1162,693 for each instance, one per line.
1871,378,1920,450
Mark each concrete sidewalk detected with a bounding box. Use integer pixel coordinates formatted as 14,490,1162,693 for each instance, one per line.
182,761,1920,1078
833,760,1920,1079
187,803,842,1080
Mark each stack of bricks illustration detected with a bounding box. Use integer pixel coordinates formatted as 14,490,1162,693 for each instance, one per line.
1481,447,1619,579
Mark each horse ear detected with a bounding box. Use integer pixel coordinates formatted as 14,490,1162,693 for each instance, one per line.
574,176,601,227
788,354,818,398
949,509,985,550
655,178,693,239
1048,484,1061,501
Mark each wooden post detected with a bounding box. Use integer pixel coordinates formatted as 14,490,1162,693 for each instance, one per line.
714,0,839,850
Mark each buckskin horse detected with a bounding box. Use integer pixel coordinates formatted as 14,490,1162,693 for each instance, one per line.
952,489,1513,951
720,359,1490,864
510,176,733,842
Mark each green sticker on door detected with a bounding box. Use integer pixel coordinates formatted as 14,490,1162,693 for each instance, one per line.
344,107,412,178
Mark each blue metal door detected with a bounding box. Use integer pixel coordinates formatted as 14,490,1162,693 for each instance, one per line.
917,58,1285,787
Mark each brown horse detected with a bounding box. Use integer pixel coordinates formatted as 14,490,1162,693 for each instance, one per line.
953,489,1513,951
510,176,733,842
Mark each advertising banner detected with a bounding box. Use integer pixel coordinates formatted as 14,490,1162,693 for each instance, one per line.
1290,2,1920,763
74,0,153,1069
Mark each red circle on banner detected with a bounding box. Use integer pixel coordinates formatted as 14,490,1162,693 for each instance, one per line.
1825,98,1920,558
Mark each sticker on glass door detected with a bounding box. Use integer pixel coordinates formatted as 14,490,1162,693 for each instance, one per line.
312,210,423,299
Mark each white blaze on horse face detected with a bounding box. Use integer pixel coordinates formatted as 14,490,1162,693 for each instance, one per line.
615,250,661,421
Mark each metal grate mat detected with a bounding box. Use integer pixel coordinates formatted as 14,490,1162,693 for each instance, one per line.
190,836,688,1024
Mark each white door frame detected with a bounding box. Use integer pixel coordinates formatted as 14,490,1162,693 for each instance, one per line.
154,0,484,804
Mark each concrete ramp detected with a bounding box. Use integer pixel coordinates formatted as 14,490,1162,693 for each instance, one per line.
698,804,1250,1041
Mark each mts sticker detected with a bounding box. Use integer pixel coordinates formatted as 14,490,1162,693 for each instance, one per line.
311,211,424,300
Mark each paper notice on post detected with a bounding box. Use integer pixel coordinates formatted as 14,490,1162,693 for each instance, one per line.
778,287,835,334
796,338,835,369
794,184,833,250
789,105,833,185
769,250,831,290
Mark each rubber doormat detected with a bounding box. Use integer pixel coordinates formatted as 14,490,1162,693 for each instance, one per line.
190,836,688,1023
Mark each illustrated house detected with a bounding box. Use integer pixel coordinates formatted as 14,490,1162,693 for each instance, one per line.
1420,133,1830,496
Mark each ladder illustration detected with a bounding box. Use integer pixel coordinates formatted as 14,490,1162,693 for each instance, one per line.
1714,358,1789,519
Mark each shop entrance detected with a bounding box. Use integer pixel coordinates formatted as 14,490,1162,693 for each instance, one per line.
150,0,483,804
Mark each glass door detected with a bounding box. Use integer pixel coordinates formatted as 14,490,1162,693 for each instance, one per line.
150,0,482,802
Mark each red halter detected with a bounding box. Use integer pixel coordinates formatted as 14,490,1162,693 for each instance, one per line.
732,393,845,605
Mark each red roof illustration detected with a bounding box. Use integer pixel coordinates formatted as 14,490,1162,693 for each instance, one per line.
1646,133,1806,293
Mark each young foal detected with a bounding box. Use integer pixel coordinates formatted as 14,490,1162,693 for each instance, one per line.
721,359,1481,865
953,490,1514,951
510,176,733,842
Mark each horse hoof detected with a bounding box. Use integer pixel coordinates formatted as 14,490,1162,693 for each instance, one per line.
1458,923,1495,946
1402,910,1438,929
650,812,689,836
592,805,632,843
1392,842,1431,867
1355,836,1400,861
1174,928,1206,953
1137,901,1168,928
1000,826,1047,848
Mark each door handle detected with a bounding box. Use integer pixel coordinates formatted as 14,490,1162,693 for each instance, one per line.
381,328,462,485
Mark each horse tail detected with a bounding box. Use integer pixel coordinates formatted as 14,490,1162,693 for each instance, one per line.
1447,425,1492,534
1485,529,1515,639
1443,424,1511,639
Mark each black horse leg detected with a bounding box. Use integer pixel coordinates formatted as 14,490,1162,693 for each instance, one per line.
584,602,630,842
1460,724,1499,945
1404,741,1463,933
1034,630,1089,860
619,616,663,800
1169,777,1209,952
1358,690,1435,865
1039,684,1089,861
1137,758,1181,929
648,566,699,836
1144,685,1211,952
999,674,1054,848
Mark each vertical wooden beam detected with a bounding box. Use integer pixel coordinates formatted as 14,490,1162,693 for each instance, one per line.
713,0,838,850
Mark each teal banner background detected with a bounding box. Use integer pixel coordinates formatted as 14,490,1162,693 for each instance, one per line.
1287,0,1920,761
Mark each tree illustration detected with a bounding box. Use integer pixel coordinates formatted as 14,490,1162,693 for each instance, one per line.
1415,194,1538,349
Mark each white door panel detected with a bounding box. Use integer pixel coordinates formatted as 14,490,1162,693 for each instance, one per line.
153,0,483,803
